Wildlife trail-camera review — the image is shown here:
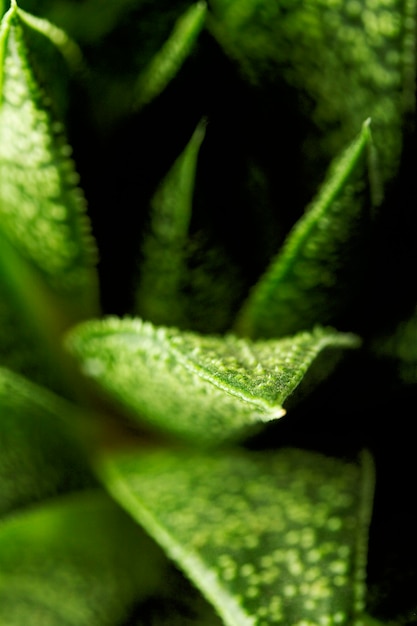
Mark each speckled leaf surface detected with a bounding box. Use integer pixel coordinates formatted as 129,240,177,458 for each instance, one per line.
100,446,375,626
134,2,207,110
66,317,360,445
0,366,95,517
135,119,206,327
0,3,99,318
234,120,376,339
0,489,165,626
208,0,416,186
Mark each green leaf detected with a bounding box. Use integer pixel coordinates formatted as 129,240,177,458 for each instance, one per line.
0,489,166,626
208,0,415,186
0,2,99,322
0,366,95,518
99,446,375,626
373,303,417,384
135,119,206,327
66,317,360,445
234,119,378,339
133,1,207,110
18,0,143,44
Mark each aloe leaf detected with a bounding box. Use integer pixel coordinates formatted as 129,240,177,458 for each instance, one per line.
208,0,415,187
234,119,377,339
99,446,375,626
135,119,206,327
0,2,99,324
0,489,166,626
133,1,207,110
0,366,96,518
66,317,360,445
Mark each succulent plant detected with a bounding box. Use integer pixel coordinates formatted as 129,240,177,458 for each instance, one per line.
0,1,416,624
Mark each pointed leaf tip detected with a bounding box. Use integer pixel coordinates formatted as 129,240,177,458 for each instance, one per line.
66,317,360,445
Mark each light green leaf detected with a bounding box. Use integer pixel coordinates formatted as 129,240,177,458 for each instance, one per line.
234,119,378,339
0,366,95,518
135,119,206,327
208,0,415,187
133,1,207,110
17,6,85,75
0,489,166,626
99,446,375,626
0,2,99,322
66,317,360,445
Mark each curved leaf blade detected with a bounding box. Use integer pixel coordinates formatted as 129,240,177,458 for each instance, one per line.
133,1,207,110
100,446,375,626
66,317,360,445
234,120,377,339
0,489,165,626
0,3,99,319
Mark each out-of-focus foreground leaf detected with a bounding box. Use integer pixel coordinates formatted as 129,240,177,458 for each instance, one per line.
0,489,166,626
234,119,378,339
66,317,360,445
0,366,95,517
99,446,375,626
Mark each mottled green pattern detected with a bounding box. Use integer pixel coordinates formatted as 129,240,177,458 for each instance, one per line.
134,2,207,110
135,120,206,326
234,120,375,338
0,4,98,308
0,490,165,626
66,317,359,444
208,0,415,184
0,367,94,517
101,447,375,626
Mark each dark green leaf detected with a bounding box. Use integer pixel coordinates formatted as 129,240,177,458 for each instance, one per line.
208,0,415,186
234,119,378,338
135,119,206,327
100,446,375,626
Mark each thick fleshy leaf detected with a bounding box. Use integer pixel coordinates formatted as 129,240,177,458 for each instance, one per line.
0,366,95,518
0,489,166,626
66,317,360,445
208,0,415,187
234,119,378,339
134,2,207,110
99,446,375,626
135,119,206,327
0,2,99,320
